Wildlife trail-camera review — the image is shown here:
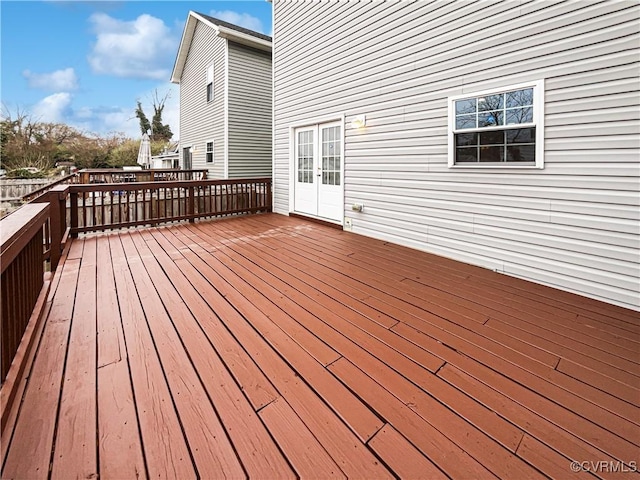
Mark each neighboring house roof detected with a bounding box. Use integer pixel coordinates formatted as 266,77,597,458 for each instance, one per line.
197,13,272,43
171,11,272,84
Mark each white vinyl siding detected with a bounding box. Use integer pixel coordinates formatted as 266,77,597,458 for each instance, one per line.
273,0,640,310
227,42,272,178
179,21,225,179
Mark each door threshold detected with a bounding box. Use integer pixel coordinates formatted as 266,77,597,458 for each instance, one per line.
289,212,343,230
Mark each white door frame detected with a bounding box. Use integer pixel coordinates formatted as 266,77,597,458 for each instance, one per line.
288,115,345,225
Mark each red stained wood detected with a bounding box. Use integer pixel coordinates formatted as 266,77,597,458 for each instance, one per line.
2,214,638,480
129,230,295,479
96,234,122,368
108,234,196,479
328,357,497,479
439,364,632,476
191,220,528,454
165,225,389,442
516,435,597,480
51,237,98,480
160,227,392,477
96,236,145,479
258,397,345,479
368,424,448,480
119,233,246,479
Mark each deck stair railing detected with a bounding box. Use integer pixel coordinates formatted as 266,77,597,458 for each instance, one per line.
0,177,271,389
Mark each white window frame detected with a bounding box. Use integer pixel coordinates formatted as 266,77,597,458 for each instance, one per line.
206,140,214,164
447,79,545,169
206,64,214,103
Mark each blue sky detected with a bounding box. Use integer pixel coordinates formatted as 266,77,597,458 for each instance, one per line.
1,1,273,139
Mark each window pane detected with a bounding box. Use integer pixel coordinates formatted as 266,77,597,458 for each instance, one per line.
455,98,476,115
456,114,476,129
506,145,535,162
478,93,504,112
506,127,535,143
335,172,340,185
321,126,340,185
479,146,504,162
455,132,477,147
506,107,533,125
506,88,533,108
456,147,478,163
297,130,314,184
479,130,504,145
479,111,503,127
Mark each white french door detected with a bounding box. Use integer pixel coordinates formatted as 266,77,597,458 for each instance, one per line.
293,121,343,223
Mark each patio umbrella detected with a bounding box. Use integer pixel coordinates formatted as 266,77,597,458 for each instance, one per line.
137,132,152,168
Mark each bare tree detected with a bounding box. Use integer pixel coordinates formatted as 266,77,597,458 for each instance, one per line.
135,89,173,142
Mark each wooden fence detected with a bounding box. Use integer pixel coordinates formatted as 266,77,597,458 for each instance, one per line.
20,173,79,203
1,179,52,202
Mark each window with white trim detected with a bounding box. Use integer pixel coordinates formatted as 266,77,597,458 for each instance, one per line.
206,65,214,102
206,141,214,163
448,80,544,168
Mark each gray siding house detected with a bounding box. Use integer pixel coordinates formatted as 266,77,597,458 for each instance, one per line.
171,12,272,179
272,1,640,310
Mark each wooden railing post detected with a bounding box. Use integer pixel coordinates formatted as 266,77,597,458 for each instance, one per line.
70,190,79,238
47,185,69,271
187,185,195,222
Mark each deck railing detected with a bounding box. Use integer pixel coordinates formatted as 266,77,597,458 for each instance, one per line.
0,204,54,383
68,177,272,235
77,168,208,184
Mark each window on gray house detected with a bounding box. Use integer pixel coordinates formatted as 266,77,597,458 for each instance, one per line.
206,141,214,163
206,65,214,102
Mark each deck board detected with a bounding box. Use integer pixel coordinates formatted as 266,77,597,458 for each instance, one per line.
2,213,638,479
51,237,97,480
95,233,145,479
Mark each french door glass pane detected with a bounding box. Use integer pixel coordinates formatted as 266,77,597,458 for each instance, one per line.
297,130,314,184
321,126,341,185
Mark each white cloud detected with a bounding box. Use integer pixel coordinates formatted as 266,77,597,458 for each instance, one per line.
209,10,266,34
32,92,73,123
88,13,178,80
23,68,79,91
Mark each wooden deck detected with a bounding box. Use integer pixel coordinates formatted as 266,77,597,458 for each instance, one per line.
2,213,638,479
